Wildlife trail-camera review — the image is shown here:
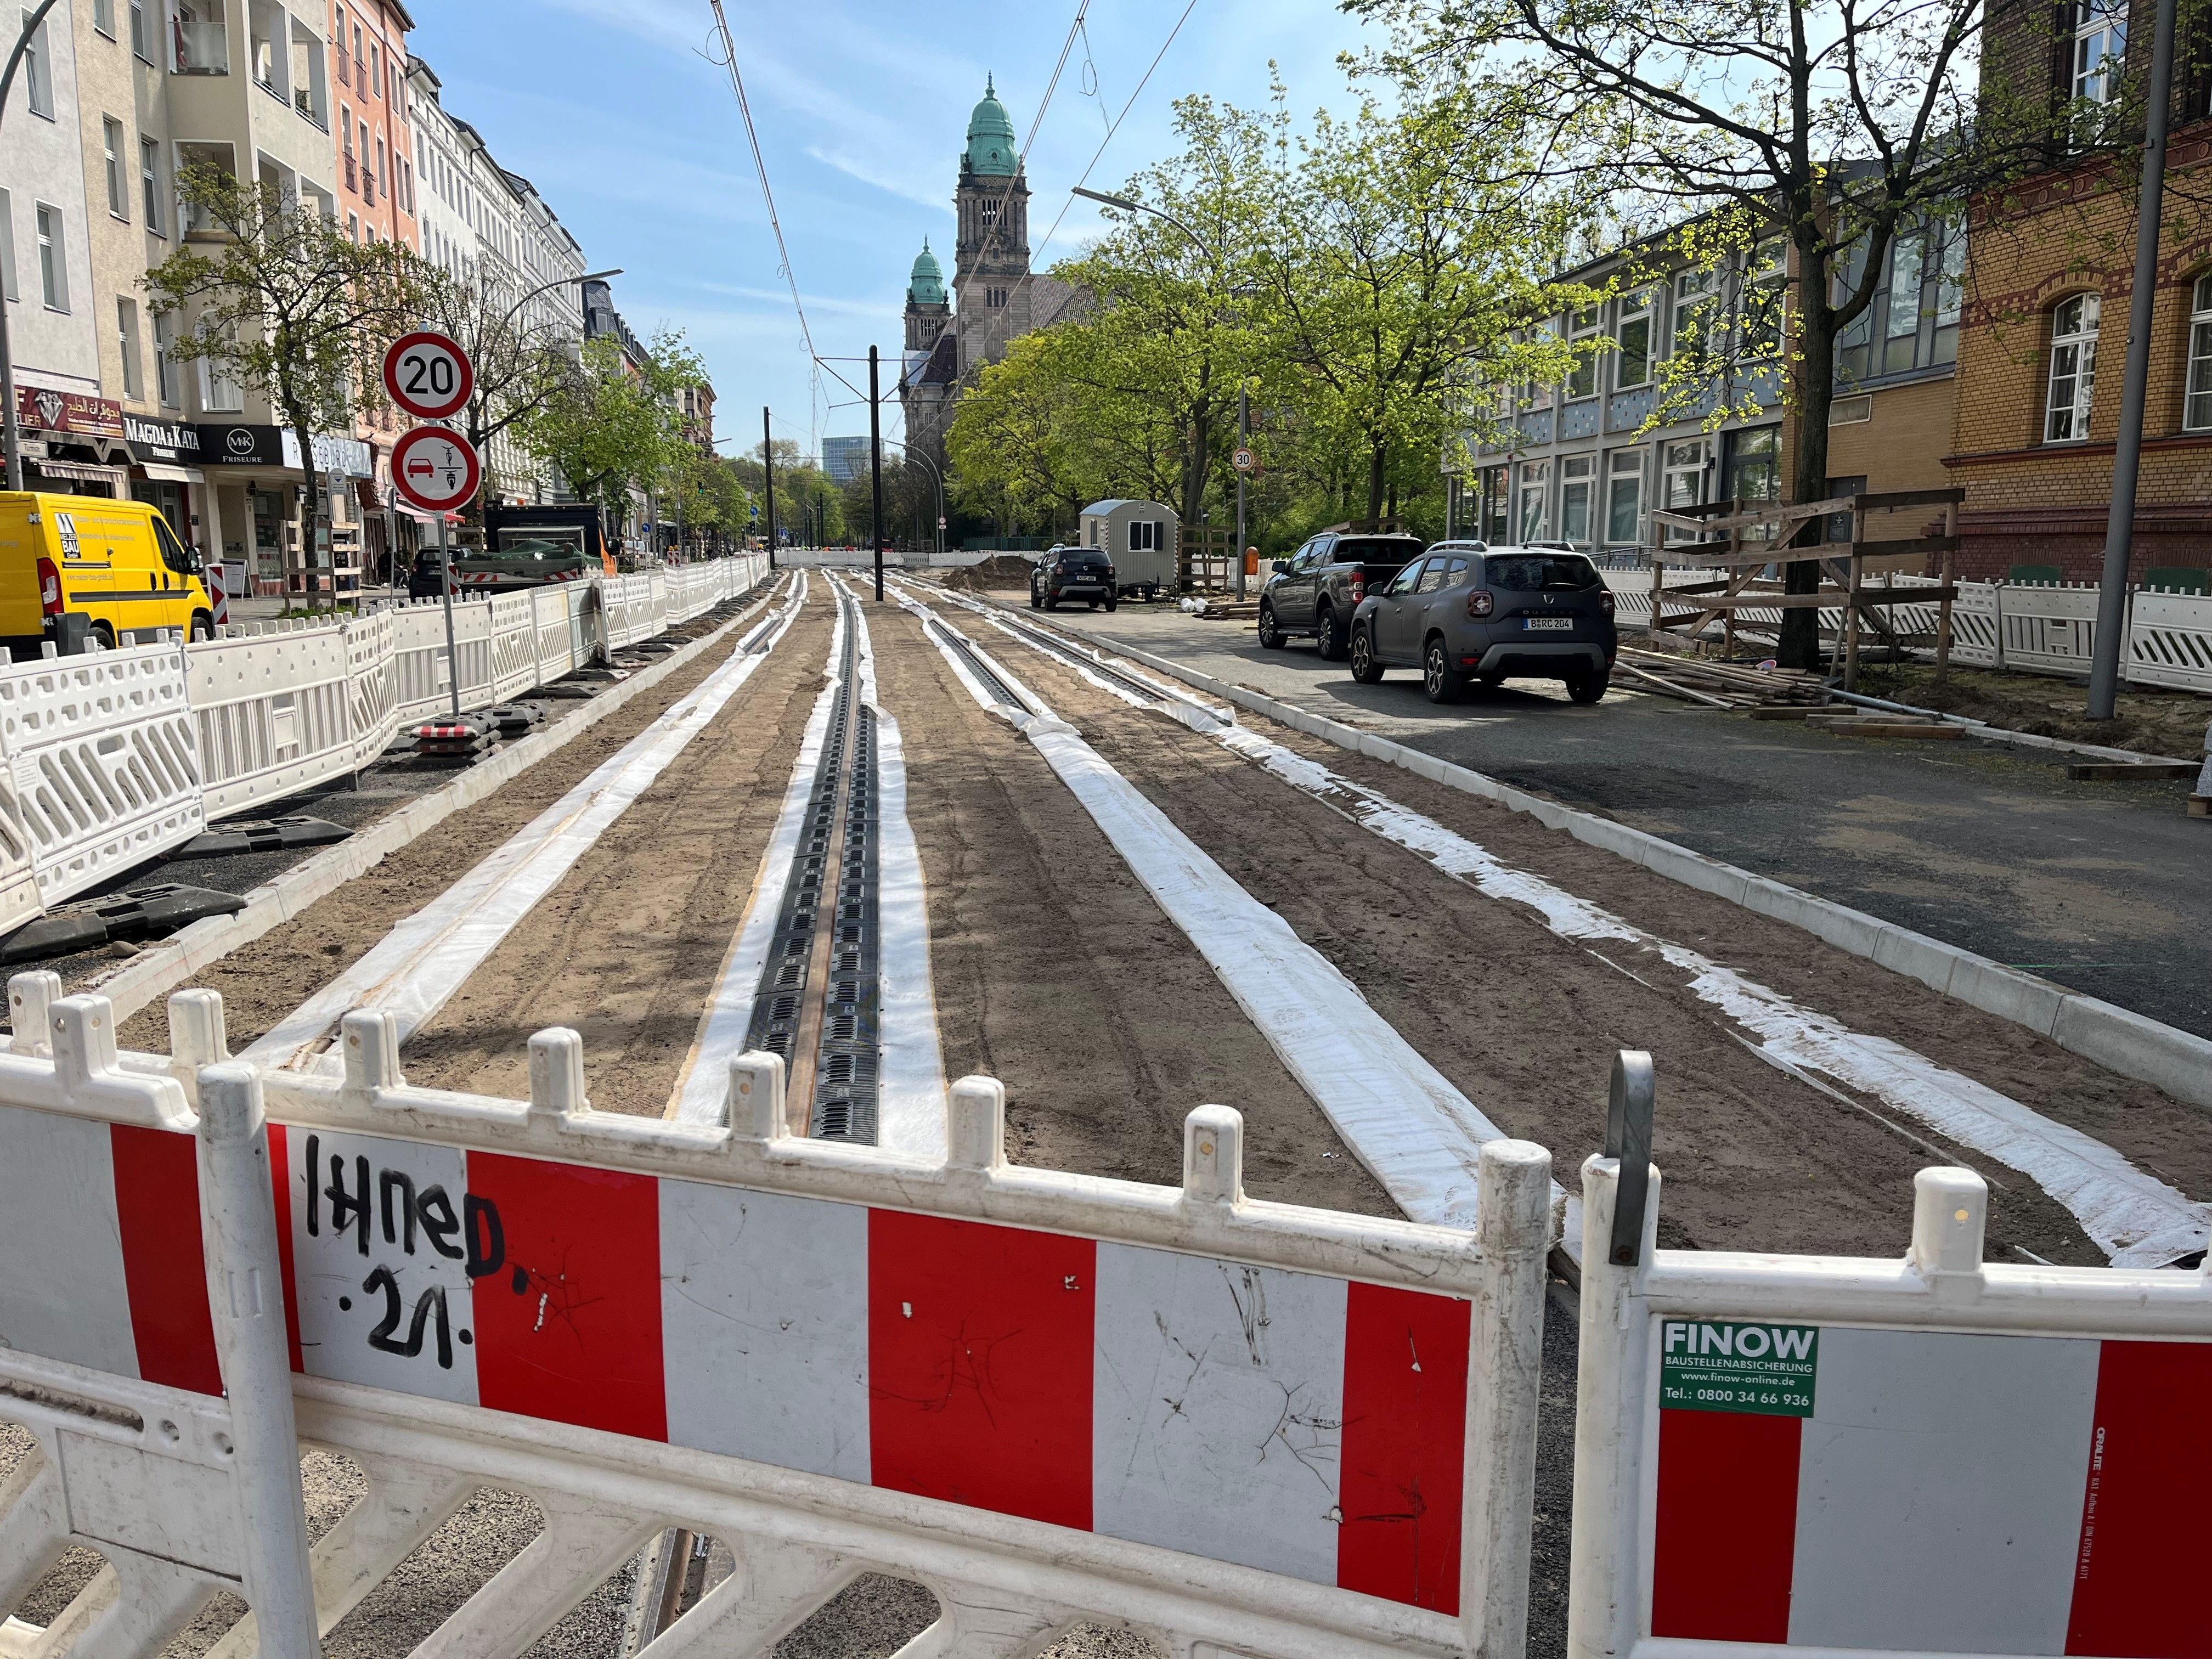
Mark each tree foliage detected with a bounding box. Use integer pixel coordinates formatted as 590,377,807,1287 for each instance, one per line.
145,165,429,542
514,329,702,535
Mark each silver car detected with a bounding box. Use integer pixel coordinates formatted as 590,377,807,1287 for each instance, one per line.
1348,542,1618,704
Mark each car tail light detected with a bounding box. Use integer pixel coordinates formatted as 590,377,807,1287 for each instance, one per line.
1104,565,1114,580
1349,574,1366,600
37,558,61,617
1467,589,1495,618
1598,590,1616,618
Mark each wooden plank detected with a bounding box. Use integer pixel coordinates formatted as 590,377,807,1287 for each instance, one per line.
2063,761,2203,781
1650,495,1860,534
1806,719,1967,740
1851,486,1967,512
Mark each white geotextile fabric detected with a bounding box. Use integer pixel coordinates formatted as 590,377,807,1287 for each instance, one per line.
896,588,1505,1231
671,586,845,1124
247,574,809,1077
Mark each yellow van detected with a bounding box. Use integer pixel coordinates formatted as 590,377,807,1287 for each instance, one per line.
0,491,215,657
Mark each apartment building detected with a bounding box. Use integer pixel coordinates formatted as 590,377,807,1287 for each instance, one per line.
406,54,588,505
1465,217,1962,558
1943,0,2212,584
4,3,111,494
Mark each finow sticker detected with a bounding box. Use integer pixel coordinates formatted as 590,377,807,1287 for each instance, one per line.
1659,1320,1819,1417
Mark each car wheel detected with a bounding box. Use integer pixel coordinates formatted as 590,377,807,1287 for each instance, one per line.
190,611,215,642
1566,671,1609,705
1316,605,1344,661
1104,597,1118,612
1350,623,1386,684
90,621,117,652
1029,585,1041,610
1257,601,1286,650
1045,596,1057,611
1423,637,1464,704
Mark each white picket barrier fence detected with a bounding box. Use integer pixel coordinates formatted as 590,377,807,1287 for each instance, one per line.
0,558,765,935
1567,1150,2212,1659
0,977,1553,1659
1603,568,2212,695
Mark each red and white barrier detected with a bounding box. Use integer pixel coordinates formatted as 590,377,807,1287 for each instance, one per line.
1,984,1556,1658
1569,1156,2212,1659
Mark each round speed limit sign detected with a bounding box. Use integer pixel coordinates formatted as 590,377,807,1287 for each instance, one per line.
383,330,473,421
392,425,482,513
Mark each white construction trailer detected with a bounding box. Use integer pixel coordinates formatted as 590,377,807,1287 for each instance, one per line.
1079,499,1180,600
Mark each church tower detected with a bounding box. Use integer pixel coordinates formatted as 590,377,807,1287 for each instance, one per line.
904,239,950,352
953,76,1033,375
899,239,955,463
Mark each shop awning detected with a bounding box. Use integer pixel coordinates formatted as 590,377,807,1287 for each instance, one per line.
32,458,130,486
136,462,206,484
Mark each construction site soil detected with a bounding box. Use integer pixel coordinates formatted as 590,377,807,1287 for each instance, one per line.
936,553,1035,591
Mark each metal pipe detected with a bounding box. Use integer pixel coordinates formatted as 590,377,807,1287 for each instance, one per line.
439,511,460,716
760,406,776,571
868,346,885,601
2087,0,2179,719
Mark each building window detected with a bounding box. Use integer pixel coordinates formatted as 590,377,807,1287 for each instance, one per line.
104,119,129,218
20,9,52,116
335,6,349,84
1561,453,1596,544
2044,292,2099,442
1566,304,1600,398
142,138,163,233
2070,0,2125,105
1726,426,1782,506
369,41,380,94
981,198,998,229
1615,288,1654,389
130,0,151,58
154,306,178,404
2185,275,2212,431
200,348,242,413
94,0,115,36
34,202,66,311
1605,449,1643,545
1740,239,1785,357
1673,267,1718,361
117,296,142,398
1661,438,1709,542
0,187,15,302
1480,463,1509,544
1516,459,1550,542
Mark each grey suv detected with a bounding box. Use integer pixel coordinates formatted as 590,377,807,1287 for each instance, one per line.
1348,543,1617,703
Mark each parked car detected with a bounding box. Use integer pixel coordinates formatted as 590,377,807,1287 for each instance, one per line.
1257,532,1426,660
1348,542,1617,704
1030,546,1119,611
0,490,213,655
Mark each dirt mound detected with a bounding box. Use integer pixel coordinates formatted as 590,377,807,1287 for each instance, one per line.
940,554,1037,591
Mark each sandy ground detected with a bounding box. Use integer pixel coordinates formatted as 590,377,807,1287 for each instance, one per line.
399,599,834,1110
866,592,1396,1217
977,614,2209,1264
109,596,786,1060
1854,659,2211,758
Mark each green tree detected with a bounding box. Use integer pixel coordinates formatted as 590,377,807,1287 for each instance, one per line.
417,267,583,513
515,330,702,543
145,164,429,581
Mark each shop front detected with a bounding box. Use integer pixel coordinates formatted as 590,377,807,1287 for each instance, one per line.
191,424,376,597
13,387,130,498
122,414,208,554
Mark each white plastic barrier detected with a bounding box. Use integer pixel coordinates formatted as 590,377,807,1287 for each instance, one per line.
0,978,1553,1659
188,624,357,820
1567,1151,2212,1659
0,647,204,910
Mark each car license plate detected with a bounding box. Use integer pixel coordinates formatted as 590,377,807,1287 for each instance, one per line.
1524,616,1573,631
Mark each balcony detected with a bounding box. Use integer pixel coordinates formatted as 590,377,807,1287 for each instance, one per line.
174,19,230,74
361,168,374,207
336,48,349,87
343,153,356,190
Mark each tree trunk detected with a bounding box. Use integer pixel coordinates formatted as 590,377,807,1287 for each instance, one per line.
1780,247,1838,672
290,410,320,609
1365,439,1387,526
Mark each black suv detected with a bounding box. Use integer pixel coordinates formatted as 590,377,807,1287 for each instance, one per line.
1030,547,1119,611
1348,544,1618,703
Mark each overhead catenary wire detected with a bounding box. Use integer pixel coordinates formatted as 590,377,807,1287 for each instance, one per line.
1034,0,1204,264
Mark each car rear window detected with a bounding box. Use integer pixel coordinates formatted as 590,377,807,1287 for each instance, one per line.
1484,554,1599,591
1335,538,1424,565
1061,550,1109,566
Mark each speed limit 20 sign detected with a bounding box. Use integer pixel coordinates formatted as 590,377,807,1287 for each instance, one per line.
392,425,481,513
383,330,473,421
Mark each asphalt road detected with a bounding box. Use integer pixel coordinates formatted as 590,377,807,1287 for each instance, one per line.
1032,599,2212,1041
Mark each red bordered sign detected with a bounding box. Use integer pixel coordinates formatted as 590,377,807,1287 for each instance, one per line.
392,425,481,513
383,330,473,421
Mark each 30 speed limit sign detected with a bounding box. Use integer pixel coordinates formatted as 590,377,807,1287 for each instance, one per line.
383,330,473,421
392,425,481,513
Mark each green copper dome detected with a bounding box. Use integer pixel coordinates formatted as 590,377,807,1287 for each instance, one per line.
962,75,1019,176
908,238,946,306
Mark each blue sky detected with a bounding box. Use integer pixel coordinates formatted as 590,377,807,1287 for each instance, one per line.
409,0,1373,462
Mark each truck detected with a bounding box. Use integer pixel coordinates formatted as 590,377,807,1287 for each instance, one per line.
1256,532,1426,660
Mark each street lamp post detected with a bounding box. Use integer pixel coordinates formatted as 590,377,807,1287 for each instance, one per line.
1071,185,1248,598
878,437,945,563
1,0,66,493
868,345,886,601
761,407,777,571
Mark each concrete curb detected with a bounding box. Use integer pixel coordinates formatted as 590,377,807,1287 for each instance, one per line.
81,577,785,1026
1008,600,2212,1113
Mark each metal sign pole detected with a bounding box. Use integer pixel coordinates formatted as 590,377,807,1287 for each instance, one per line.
868,345,885,601
1235,386,1249,600
439,511,460,716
